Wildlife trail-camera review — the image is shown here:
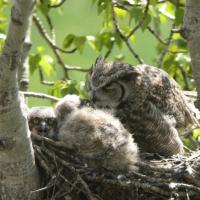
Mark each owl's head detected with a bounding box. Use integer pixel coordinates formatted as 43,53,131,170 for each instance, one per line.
55,94,93,128
28,106,57,139
87,56,140,108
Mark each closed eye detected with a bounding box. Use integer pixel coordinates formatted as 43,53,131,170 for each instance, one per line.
103,83,115,92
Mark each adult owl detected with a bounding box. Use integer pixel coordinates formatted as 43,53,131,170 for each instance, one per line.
58,106,139,172
87,56,199,157
28,106,57,139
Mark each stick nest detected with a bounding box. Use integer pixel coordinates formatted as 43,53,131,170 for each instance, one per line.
32,133,200,200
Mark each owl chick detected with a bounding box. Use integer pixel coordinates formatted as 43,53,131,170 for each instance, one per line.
87,57,199,157
28,106,57,139
58,107,139,173
55,94,92,128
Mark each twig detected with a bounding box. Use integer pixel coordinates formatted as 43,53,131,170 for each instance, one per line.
46,15,56,43
38,67,55,86
147,26,167,45
178,65,190,90
157,22,175,68
127,0,150,38
64,65,90,72
22,91,60,102
33,14,70,78
110,0,144,64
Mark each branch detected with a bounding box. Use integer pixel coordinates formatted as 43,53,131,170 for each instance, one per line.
46,15,56,43
38,67,55,86
33,14,75,79
64,65,90,72
157,22,175,68
32,14,77,55
110,0,144,64
22,91,60,102
127,0,150,38
178,65,190,90
147,26,167,45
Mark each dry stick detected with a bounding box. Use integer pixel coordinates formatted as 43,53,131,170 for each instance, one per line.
31,133,76,152
39,145,97,200
157,22,175,68
22,91,60,102
34,145,53,175
127,0,150,38
84,175,171,196
110,0,144,64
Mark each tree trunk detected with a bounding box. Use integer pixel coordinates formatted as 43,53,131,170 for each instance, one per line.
183,0,200,109
0,0,40,199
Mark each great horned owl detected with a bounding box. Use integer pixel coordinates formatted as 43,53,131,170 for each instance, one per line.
55,94,92,128
58,106,139,172
28,106,57,139
87,57,199,157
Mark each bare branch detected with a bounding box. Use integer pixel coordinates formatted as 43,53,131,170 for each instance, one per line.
22,91,60,102
64,65,90,72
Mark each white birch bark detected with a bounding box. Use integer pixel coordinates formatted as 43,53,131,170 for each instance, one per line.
183,0,200,109
0,0,40,199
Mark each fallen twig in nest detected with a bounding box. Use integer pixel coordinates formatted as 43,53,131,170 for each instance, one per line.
32,133,200,200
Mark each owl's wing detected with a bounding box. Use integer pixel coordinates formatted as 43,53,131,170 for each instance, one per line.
139,65,199,134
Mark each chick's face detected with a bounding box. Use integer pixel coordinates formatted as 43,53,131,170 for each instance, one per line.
28,116,57,138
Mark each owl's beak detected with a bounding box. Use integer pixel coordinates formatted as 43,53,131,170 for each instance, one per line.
39,122,49,134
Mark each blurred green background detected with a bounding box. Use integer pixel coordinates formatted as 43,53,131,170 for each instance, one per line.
4,1,174,107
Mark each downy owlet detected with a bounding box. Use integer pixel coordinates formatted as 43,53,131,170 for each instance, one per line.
56,95,139,172
28,106,57,140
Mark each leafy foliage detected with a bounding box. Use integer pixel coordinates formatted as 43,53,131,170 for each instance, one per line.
2,0,199,147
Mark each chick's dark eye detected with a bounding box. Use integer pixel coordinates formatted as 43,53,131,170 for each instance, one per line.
33,118,40,125
46,118,55,125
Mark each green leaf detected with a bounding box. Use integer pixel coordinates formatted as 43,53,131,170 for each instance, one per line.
193,128,200,139
141,13,151,31
63,34,75,49
175,7,184,26
129,7,142,24
87,35,97,50
74,36,86,53
38,0,50,15
114,7,127,19
40,55,55,77
29,54,41,74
